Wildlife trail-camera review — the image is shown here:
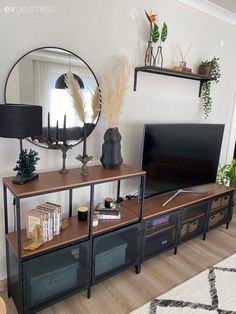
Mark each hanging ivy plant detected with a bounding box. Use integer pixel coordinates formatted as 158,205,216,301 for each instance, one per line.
201,57,221,118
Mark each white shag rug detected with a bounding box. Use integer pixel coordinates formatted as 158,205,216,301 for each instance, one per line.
130,254,236,313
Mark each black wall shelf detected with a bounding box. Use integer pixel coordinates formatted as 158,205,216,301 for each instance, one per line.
133,66,215,96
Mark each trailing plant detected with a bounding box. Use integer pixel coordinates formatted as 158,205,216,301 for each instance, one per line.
217,159,236,186
201,57,221,118
14,149,40,178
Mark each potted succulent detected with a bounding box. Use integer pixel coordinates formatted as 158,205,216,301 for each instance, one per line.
217,159,236,187
199,57,221,118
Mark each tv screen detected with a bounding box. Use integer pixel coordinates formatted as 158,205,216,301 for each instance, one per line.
141,123,225,198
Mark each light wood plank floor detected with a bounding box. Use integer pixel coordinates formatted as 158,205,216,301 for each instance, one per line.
1,213,236,314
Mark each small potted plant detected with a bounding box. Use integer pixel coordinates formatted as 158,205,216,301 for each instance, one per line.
199,57,221,118
217,159,236,187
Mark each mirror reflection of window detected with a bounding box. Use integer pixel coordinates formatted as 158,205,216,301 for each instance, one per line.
5,47,100,148
32,57,97,127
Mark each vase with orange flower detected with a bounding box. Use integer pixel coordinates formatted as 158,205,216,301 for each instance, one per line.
145,11,157,66
145,11,168,68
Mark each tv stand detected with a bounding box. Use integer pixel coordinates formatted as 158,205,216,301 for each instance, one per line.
162,189,207,207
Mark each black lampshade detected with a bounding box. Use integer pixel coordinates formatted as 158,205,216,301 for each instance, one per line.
55,73,84,89
0,104,42,139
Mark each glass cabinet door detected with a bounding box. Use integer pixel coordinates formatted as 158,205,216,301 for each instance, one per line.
180,202,208,242
92,224,141,283
23,241,89,310
144,212,178,259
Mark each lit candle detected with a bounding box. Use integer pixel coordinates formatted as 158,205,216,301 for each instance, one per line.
56,120,59,145
63,115,67,145
83,125,87,158
47,112,51,140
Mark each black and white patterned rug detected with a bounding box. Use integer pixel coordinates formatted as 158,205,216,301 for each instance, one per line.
130,254,236,313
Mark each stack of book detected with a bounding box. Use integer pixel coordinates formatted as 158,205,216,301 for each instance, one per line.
26,202,62,243
94,203,121,220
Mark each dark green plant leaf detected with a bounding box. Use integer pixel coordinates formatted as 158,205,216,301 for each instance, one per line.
151,23,160,43
161,22,168,42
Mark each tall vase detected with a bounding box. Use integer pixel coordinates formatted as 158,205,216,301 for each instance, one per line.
145,41,154,66
100,128,123,169
153,45,163,67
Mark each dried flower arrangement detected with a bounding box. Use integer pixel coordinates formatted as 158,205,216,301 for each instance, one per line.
100,57,131,169
65,71,101,174
65,71,100,124
101,57,131,128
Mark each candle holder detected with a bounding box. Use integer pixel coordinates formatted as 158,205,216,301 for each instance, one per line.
44,113,73,173
44,140,72,174
76,154,93,176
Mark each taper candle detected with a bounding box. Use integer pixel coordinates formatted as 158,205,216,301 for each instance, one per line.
63,115,67,145
47,112,51,140
56,120,59,145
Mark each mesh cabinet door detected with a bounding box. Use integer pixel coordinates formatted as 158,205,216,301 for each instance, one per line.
23,241,89,311
93,224,141,283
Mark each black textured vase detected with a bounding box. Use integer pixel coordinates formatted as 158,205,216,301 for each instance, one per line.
100,128,123,169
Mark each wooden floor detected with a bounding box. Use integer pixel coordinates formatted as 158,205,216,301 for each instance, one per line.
1,213,236,314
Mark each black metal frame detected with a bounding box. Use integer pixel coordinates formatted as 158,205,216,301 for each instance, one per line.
3,171,146,313
4,172,233,314
4,46,101,150
142,191,234,260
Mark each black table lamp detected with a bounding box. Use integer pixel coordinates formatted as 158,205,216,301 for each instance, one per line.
0,104,42,183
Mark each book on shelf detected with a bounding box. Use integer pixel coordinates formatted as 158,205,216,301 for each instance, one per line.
95,202,121,220
96,213,121,220
26,202,62,243
26,209,46,241
94,209,120,215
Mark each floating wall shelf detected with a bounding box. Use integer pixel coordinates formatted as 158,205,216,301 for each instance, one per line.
133,66,215,96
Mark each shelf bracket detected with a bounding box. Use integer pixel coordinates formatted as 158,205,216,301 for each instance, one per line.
133,68,138,91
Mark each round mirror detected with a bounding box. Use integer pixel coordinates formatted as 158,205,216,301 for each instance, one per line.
4,47,100,148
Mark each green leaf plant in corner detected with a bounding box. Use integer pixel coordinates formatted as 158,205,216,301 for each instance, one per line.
201,57,221,118
217,159,236,187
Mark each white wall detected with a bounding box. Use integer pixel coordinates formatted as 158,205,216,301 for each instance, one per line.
0,0,236,281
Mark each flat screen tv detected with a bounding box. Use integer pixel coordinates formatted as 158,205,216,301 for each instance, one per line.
141,123,225,199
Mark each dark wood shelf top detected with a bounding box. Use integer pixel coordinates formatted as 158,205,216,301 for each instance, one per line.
6,205,139,258
133,66,215,95
3,164,145,198
135,66,214,82
122,183,234,220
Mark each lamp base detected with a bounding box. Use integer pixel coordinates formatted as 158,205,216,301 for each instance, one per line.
12,173,39,185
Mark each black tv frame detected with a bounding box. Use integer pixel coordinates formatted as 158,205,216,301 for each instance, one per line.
140,123,225,200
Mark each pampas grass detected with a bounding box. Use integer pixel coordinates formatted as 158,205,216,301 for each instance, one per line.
65,71,86,123
101,56,130,128
91,86,101,123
